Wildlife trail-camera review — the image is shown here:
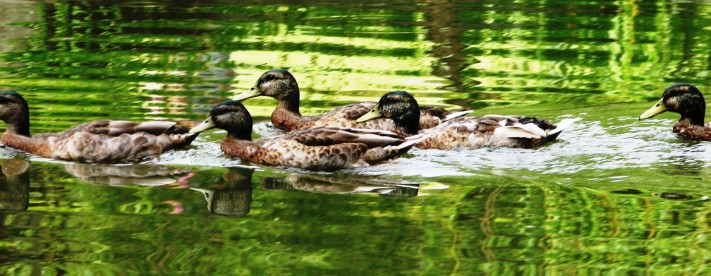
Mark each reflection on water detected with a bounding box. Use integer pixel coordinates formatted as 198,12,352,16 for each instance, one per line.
262,173,419,198
451,180,711,274
191,167,253,217
0,159,30,212
64,163,193,187
0,0,710,274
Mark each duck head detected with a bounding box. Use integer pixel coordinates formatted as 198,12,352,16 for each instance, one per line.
233,69,300,104
640,83,706,126
0,91,31,136
356,91,420,135
190,100,253,140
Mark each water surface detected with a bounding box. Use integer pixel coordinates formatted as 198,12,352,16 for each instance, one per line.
1,0,710,274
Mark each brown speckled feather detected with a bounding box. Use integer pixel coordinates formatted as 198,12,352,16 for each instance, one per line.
221,134,370,171
274,101,457,133
2,121,197,163
221,126,408,171
673,121,711,140
358,91,572,150
196,100,413,171
0,91,198,163
414,115,570,150
238,69,463,132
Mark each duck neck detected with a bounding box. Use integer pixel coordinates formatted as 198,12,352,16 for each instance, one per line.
4,109,31,137
678,95,706,126
678,103,705,126
399,120,419,136
276,93,302,117
227,131,252,141
679,116,705,127
394,112,420,136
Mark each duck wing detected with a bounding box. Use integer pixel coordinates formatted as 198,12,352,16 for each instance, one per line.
68,120,188,136
45,129,197,163
230,126,411,170
309,102,472,132
21,120,198,163
412,115,576,149
284,126,404,148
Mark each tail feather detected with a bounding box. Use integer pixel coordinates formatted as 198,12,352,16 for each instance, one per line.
548,118,580,136
444,110,473,121
396,137,422,150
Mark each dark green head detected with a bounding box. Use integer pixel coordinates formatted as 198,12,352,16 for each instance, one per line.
640,83,706,125
357,91,420,135
0,91,31,136
190,100,253,140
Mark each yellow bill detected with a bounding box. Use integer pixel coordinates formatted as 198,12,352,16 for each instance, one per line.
356,105,383,123
189,116,216,133
639,98,668,120
232,83,262,101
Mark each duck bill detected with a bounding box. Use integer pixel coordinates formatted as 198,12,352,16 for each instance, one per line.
356,105,383,123
189,116,216,133
639,99,668,120
232,83,262,101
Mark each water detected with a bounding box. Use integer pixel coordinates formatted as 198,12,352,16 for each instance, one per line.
1,0,710,274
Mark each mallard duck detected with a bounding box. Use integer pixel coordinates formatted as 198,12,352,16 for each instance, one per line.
356,91,576,150
0,91,199,163
639,83,711,140
232,69,471,132
189,100,415,171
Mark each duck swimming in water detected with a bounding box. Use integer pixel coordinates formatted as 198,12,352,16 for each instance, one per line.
189,100,416,171
639,83,711,141
356,91,576,150
232,69,470,132
0,91,199,163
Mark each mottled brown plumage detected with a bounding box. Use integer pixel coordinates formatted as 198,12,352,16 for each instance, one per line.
0,91,199,163
358,91,576,150
189,100,414,171
413,115,573,150
232,69,469,132
639,83,711,141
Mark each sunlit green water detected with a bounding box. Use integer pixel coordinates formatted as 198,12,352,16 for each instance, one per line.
1,0,710,274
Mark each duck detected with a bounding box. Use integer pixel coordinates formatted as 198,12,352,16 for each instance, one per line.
356,91,576,150
0,91,199,163
231,69,471,132
639,83,711,140
189,100,416,171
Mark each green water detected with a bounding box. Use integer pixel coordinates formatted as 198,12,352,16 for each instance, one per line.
1,0,710,274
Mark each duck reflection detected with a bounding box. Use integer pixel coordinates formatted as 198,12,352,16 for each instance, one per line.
64,163,192,187
0,158,30,212
261,174,419,198
191,167,253,217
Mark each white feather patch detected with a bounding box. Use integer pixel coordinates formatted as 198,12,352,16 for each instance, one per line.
494,126,542,139
443,110,473,121
547,118,580,135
